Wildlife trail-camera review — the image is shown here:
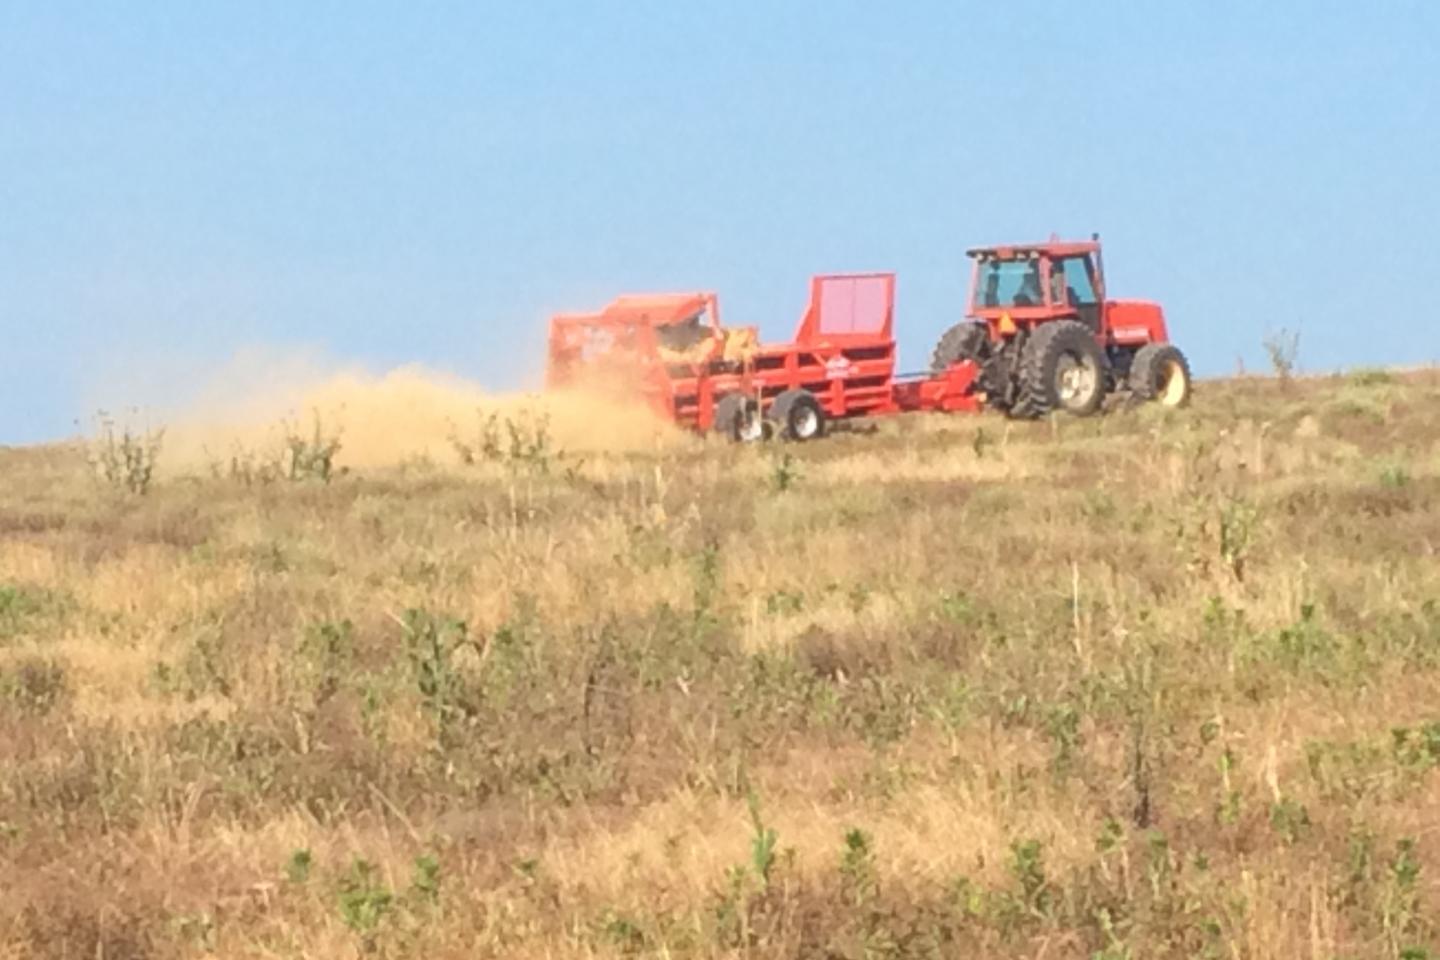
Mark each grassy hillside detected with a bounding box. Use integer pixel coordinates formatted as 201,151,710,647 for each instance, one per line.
3,371,1439,959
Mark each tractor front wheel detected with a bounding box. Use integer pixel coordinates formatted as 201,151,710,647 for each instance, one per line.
1011,320,1106,418
1128,344,1192,408
768,389,826,442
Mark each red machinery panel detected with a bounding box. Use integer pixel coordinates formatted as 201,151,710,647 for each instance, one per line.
794,273,895,343
1105,300,1169,346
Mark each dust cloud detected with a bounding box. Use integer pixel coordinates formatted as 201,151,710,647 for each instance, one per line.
135,348,688,475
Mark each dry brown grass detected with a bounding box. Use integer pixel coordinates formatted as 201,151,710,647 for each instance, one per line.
3,369,1440,958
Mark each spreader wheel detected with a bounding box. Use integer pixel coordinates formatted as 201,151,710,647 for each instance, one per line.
768,389,826,442
1128,344,1193,408
714,394,769,443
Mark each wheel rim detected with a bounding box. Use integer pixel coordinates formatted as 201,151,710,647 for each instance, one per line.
792,406,819,440
1158,360,1187,406
1056,353,1098,407
737,407,765,442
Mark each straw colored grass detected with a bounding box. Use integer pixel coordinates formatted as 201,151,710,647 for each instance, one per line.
3,369,1440,958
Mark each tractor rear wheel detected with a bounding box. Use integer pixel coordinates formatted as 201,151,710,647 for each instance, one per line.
1128,344,1192,407
930,321,990,373
768,389,826,441
1011,320,1106,419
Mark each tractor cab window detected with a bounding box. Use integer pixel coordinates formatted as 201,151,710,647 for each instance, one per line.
1049,256,1098,307
973,258,1044,308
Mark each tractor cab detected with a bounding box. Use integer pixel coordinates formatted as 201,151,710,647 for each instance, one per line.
965,240,1106,337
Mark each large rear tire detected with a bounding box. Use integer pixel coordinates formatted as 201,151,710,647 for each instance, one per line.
930,321,990,373
1010,320,1106,419
1128,344,1192,408
767,388,826,442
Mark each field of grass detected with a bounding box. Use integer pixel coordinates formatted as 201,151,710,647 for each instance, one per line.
3,370,1440,959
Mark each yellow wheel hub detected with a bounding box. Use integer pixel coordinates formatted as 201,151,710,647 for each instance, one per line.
1158,359,1188,406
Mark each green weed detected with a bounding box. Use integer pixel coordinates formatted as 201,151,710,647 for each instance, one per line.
769,452,800,492
400,609,478,737
1218,497,1258,582
1380,463,1412,489
747,792,779,888
450,406,561,475
840,828,879,908
598,909,647,952
0,584,57,640
763,589,804,616
0,657,67,714
337,858,393,936
285,849,313,885
1008,837,1050,917
1268,796,1311,844
1391,722,1440,772
282,410,343,483
1384,839,1425,958
410,854,441,905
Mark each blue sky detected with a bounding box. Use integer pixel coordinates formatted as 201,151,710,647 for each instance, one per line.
2,1,1437,444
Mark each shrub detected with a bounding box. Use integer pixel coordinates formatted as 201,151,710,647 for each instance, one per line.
1262,327,1301,383
282,411,343,483
450,405,562,474
84,410,164,494
337,858,393,935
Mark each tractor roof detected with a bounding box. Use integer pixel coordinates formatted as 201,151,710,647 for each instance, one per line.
965,240,1100,260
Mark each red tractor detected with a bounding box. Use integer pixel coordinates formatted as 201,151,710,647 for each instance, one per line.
931,234,1191,418
545,235,1189,441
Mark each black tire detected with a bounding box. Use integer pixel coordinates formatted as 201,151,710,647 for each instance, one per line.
767,388,826,441
712,393,745,435
1010,320,1106,419
1128,343,1192,408
930,321,990,373
713,394,768,442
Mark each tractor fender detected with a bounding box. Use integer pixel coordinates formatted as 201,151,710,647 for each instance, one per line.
1106,300,1168,347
